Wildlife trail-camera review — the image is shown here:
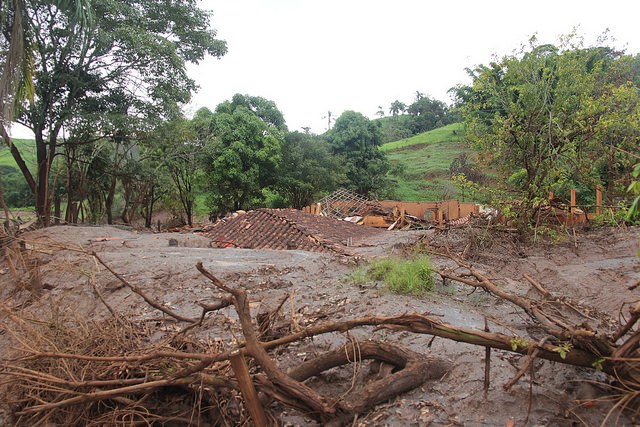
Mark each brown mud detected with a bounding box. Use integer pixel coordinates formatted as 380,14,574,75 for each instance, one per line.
1,224,639,426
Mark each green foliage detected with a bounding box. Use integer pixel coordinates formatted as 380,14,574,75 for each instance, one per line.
553,342,572,360
0,165,33,207
510,337,529,352
592,357,605,371
0,139,36,208
376,115,414,144
276,131,346,209
406,93,452,133
369,256,435,295
450,173,483,202
201,97,284,215
342,267,369,286
449,153,485,184
0,139,36,169
150,118,203,226
328,111,392,197
343,256,435,295
389,100,406,118
221,94,288,132
382,124,473,201
531,225,566,244
376,92,459,143
380,123,464,152
457,34,640,222
5,0,227,224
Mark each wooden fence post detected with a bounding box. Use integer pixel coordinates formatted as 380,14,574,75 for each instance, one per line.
569,189,577,226
596,185,603,216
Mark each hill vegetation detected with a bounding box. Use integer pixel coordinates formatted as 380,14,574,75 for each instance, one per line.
382,123,477,201
0,139,37,208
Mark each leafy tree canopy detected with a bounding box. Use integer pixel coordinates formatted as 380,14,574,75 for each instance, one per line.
328,111,391,197
2,0,226,224
276,131,346,209
202,97,285,214
456,34,640,209
216,93,287,132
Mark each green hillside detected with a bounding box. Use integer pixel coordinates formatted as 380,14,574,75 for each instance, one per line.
0,138,36,171
380,123,464,152
382,123,477,201
1,139,37,209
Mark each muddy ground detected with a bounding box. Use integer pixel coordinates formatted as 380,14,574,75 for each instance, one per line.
1,223,640,426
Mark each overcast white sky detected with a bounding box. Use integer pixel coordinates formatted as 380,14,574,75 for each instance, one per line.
187,0,640,134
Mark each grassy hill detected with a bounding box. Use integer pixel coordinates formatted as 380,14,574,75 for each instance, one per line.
381,123,476,201
0,138,37,171
1,139,37,209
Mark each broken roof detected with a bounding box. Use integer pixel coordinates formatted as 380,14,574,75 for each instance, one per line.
200,208,383,253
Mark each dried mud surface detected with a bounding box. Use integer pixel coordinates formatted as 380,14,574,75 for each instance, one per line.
1,224,640,426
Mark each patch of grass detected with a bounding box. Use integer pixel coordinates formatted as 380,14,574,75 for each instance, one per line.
346,256,435,295
374,256,435,295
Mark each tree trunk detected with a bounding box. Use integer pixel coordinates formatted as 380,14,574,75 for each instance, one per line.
34,132,50,226
143,185,155,228
106,175,117,225
607,144,615,205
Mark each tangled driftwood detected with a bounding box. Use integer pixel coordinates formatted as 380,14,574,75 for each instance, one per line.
1,251,453,426
2,238,640,425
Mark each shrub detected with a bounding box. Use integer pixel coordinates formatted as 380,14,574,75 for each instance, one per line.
369,256,435,295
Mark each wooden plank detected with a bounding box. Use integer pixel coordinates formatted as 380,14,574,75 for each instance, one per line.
362,215,391,228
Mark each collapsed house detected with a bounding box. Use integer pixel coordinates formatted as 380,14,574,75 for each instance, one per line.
305,188,480,229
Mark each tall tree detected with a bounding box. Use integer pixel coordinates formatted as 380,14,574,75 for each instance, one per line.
2,0,226,225
328,111,391,197
407,94,450,133
0,0,92,126
152,117,202,226
223,94,288,132
276,131,346,209
201,97,284,215
389,100,406,119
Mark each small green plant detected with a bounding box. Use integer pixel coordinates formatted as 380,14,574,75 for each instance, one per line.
532,225,566,244
554,342,572,360
592,357,605,371
590,200,639,227
344,256,436,295
367,258,395,281
510,337,529,352
342,266,369,286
